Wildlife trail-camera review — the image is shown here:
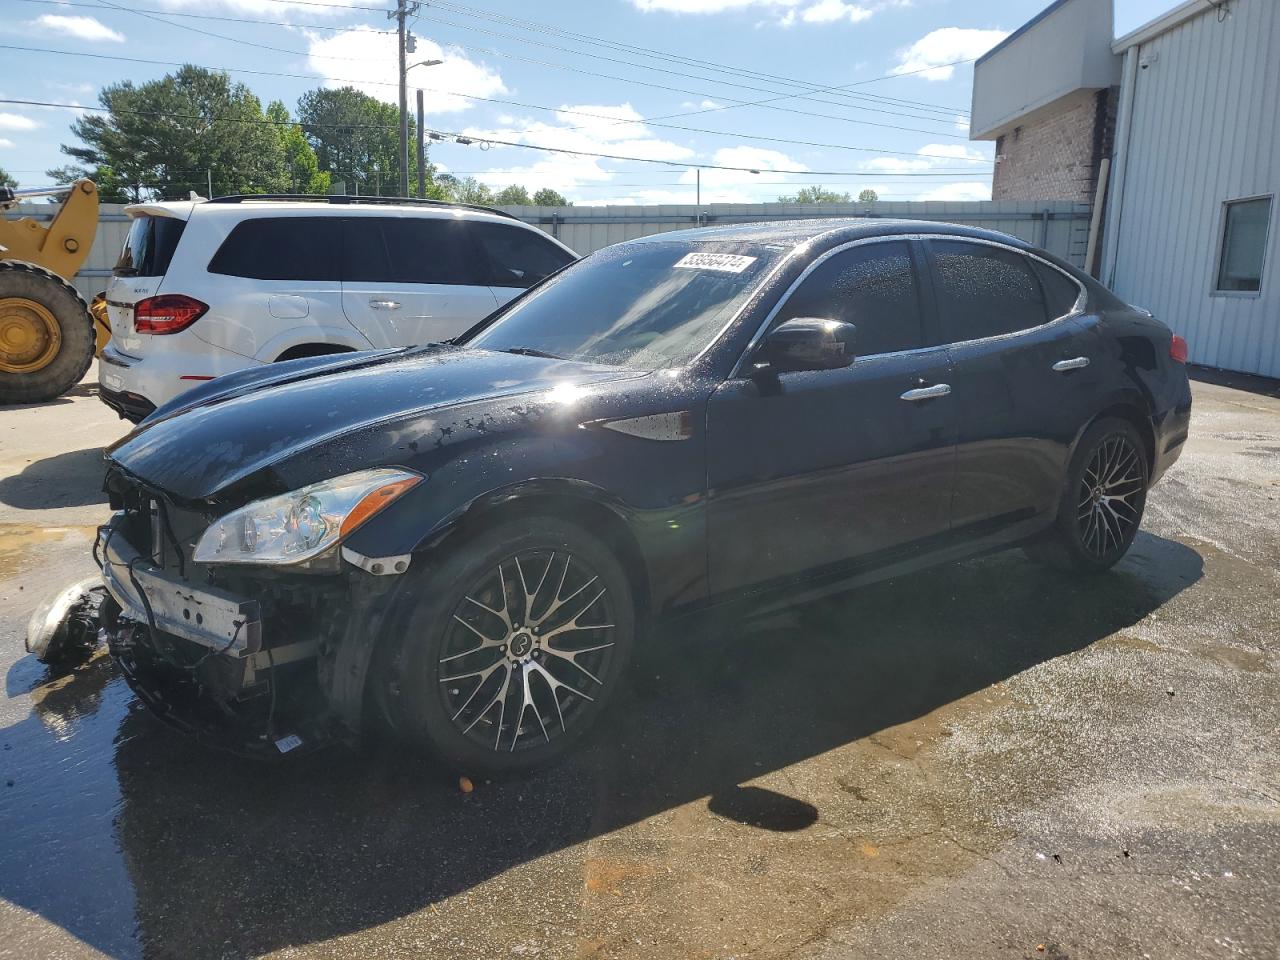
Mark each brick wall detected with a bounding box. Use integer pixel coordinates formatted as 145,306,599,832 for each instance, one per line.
992,88,1118,202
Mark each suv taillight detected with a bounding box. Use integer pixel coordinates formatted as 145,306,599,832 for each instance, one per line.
134,294,208,334
1169,334,1188,364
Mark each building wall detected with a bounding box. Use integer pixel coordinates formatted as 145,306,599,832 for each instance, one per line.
1104,0,1279,378
992,87,1116,203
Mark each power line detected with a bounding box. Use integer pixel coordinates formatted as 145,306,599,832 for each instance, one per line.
0,47,992,164
12,0,395,33
0,98,990,175
428,0,969,119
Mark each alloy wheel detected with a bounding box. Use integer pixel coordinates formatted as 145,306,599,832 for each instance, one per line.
437,549,617,753
1077,433,1144,558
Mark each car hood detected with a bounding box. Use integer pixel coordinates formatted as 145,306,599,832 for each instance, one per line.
106,344,645,502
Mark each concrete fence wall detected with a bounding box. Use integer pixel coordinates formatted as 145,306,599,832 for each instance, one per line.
5,199,1092,301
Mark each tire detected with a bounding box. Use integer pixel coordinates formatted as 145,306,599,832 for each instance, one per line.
1026,417,1149,573
377,516,635,775
0,260,96,404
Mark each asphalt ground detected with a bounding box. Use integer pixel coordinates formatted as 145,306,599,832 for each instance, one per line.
0,374,1276,960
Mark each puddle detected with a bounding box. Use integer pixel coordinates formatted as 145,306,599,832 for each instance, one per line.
0,524,99,579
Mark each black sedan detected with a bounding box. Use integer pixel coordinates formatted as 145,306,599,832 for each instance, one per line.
90,219,1191,773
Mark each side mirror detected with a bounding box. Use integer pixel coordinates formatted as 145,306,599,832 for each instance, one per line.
755,318,856,374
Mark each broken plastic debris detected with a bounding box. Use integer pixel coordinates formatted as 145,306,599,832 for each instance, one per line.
459,776,474,793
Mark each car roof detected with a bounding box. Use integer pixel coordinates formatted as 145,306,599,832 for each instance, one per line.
123,196,532,230
627,217,1038,253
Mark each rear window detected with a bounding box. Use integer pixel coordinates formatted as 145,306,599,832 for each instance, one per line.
114,215,186,277
468,221,574,288
1032,260,1082,319
342,217,487,286
207,217,340,281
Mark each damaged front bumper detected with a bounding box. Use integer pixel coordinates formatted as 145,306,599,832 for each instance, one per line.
95,513,333,757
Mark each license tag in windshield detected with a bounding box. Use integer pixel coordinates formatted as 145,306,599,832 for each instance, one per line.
672,252,757,273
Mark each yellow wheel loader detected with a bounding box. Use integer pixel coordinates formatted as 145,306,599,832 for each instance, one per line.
0,179,105,403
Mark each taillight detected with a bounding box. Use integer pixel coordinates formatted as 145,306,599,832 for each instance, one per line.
1169,334,1188,364
134,294,208,334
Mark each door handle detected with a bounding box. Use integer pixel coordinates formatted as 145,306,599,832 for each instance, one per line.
368,298,401,310
1052,356,1090,372
900,383,951,402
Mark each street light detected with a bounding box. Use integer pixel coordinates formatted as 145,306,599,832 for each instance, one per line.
402,56,442,197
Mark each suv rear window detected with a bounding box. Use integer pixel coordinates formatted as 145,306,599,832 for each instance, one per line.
207,217,340,281
468,221,574,288
115,215,186,277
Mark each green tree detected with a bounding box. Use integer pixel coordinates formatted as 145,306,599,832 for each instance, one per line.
51,65,290,201
297,87,422,197
266,100,330,195
857,188,879,202
532,187,569,206
777,185,852,204
494,184,532,205
434,176,494,204
0,166,16,189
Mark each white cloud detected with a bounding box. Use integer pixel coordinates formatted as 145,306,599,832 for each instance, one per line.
915,181,992,201
0,112,39,132
632,0,798,12
862,142,988,173
32,14,125,43
0,138,13,149
954,113,970,131
458,103,696,198
680,99,723,110
891,27,1009,80
801,0,873,24
306,28,506,114
154,0,351,13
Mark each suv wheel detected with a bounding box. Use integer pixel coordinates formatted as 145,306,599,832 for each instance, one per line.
1027,417,1149,573
380,516,634,774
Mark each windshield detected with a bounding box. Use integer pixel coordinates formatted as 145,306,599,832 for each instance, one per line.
462,241,785,369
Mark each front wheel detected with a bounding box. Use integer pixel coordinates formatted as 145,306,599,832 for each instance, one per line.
1027,417,1149,573
379,516,635,775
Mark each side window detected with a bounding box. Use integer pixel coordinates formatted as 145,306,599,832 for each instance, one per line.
776,241,925,357
207,217,339,281
1032,260,1082,320
931,240,1048,341
342,217,487,285
469,222,574,289
1216,196,1272,292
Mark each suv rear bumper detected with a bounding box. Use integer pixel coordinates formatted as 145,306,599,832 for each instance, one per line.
98,383,157,422
97,343,251,420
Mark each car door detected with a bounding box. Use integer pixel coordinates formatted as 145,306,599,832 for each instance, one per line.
467,220,577,307
925,238,1098,533
341,216,499,348
705,239,958,595
198,215,351,360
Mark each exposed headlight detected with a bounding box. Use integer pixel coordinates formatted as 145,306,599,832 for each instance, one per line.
192,468,422,566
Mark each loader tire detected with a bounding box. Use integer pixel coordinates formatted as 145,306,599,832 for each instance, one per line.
0,260,96,404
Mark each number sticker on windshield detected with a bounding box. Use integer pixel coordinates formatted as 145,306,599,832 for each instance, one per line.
672,252,757,273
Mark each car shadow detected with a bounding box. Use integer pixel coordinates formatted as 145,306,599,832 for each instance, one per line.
0,447,109,509
0,532,1203,959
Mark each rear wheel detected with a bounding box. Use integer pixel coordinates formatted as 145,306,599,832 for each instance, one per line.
379,516,634,774
1027,417,1149,573
0,261,95,404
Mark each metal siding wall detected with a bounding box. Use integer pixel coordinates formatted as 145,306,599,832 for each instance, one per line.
1110,0,1279,377
500,201,1092,267
9,201,1090,299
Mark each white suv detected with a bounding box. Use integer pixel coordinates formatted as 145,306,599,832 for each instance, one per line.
98,196,577,421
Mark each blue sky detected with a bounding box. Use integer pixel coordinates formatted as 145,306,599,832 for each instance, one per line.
1,0,1179,203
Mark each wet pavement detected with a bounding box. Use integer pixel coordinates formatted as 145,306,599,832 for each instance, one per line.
0,376,1277,960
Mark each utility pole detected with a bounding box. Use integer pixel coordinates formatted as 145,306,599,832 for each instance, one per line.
696,168,700,207
416,88,427,198
389,0,418,197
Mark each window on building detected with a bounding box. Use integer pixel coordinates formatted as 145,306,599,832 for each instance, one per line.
1216,197,1272,293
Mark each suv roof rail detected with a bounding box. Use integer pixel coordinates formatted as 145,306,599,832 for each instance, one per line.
204,194,522,221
